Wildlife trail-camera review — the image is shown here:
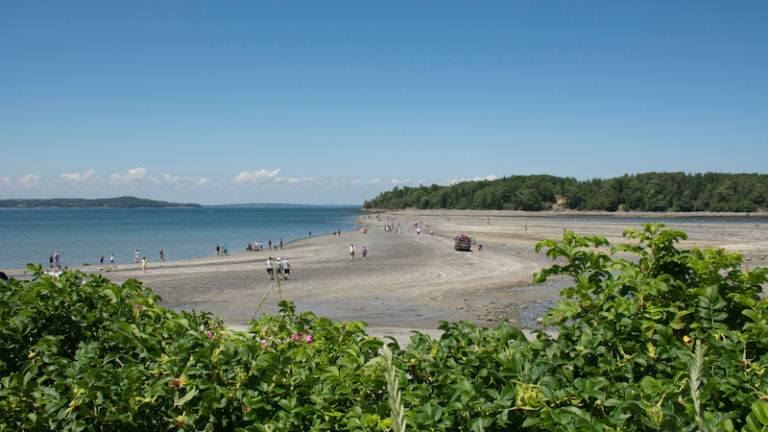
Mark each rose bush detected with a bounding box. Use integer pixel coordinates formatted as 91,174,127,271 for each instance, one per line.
0,269,387,431
394,223,768,431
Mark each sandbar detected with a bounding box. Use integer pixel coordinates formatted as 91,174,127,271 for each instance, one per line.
9,210,768,345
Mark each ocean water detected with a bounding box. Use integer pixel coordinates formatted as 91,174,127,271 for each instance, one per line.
0,206,362,270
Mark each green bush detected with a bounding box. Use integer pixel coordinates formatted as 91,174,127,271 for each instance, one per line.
0,268,386,431
2,224,767,431
394,223,768,431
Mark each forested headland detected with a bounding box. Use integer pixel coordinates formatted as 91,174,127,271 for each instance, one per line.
0,196,201,208
363,172,768,212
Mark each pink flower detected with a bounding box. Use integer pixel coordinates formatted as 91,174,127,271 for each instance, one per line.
291,334,300,341
304,335,314,343
260,339,268,347
204,330,214,339
276,339,283,344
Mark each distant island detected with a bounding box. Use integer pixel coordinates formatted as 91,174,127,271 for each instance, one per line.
0,196,201,208
364,172,768,212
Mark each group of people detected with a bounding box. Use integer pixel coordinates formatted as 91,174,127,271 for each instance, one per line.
94,249,163,269
348,244,367,260
49,251,61,269
384,225,401,234
265,256,290,280
247,239,283,252
131,250,149,272
98,253,117,266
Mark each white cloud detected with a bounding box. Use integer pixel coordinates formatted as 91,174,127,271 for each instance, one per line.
153,173,194,184
447,174,498,185
146,173,216,188
351,178,381,186
233,169,281,184
275,177,317,184
391,178,424,185
110,167,148,183
61,169,95,182
19,174,40,188
0,174,41,188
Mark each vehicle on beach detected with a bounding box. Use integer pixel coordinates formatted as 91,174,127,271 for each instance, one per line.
454,234,472,251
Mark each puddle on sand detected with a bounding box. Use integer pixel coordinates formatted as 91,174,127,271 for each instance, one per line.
464,279,570,331
294,296,458,326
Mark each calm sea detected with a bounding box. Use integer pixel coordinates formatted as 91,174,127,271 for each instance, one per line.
0,206,362,270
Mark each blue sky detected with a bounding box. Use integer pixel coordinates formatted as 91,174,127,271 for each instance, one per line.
1,1,766,205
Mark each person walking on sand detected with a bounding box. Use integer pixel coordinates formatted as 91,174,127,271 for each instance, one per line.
54,251,60,269
266,257,274,280
141,257,147,273
282,257,290,279
349,244,355,260
362,245,367,259
159,249,165,261
134,250,139,263
110,253,115,265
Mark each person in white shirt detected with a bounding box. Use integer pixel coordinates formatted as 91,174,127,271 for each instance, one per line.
282,258,290,279
265,257,274,280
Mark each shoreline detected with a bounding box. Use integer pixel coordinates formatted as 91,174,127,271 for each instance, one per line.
6,209,767,346
6,209,766,271
364,208,768,220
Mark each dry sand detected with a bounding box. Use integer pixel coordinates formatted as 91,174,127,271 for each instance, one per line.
12,210,768,345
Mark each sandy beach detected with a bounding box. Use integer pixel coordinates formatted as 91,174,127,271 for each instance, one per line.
9,210,768,344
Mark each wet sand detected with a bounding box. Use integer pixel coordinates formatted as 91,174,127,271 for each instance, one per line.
9,210,768,345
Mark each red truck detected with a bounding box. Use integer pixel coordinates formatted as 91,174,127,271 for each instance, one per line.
454,234,472,251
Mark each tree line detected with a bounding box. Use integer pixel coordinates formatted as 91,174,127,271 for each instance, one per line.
363,172,768,212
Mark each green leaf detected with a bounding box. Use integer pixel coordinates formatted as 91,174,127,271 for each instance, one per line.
175,387,198,406
102,288,118,303
752,400,768,425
